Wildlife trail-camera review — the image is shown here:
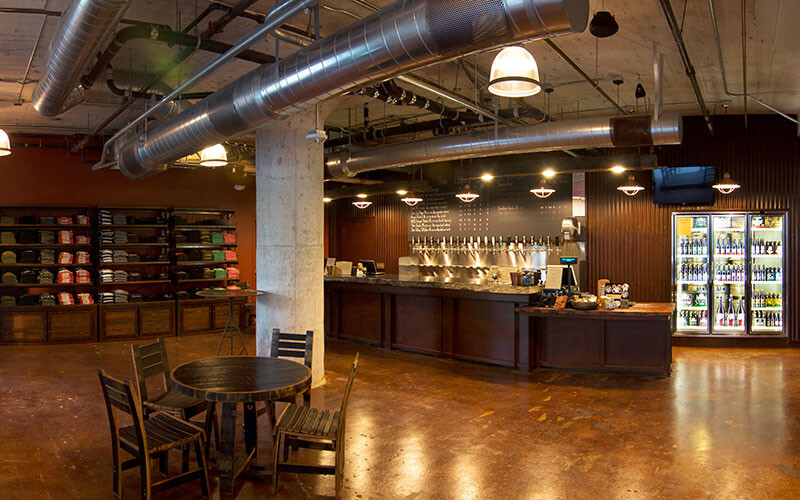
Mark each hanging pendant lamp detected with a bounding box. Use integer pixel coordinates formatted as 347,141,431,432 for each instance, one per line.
455,184,479,203
0,129,10,157
199,143,228,167
530,185,556,198
488,46,541,98
713,172,741,194
353,201,372,209
617,174,645,196
401,194,423,206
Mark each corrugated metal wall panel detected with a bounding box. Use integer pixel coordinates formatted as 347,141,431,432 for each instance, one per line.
587,115,800,342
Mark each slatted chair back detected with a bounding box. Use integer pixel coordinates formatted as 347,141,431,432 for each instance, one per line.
131,337,172,403
98,368,147,454
270,328,313,368
336,353,359,443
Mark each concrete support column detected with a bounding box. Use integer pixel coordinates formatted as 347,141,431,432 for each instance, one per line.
255,112,325,385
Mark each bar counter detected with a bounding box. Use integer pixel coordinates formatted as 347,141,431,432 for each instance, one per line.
325,275,541,369
518,303,675,376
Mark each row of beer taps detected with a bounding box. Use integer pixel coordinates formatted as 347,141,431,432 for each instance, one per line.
410,235,560,255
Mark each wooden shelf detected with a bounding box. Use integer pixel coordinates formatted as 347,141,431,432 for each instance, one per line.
97,261,169,267
98,224,168,229
0,224,91,229
175,278,235,283
174,260,237,266
98,243,169,248
0,263,92,268
0,244,92,249
0,282,93,288
97,280,171,286
174,243,237,249
174,225,236,230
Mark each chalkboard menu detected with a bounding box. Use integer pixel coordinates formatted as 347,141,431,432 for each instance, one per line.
409,174,574,238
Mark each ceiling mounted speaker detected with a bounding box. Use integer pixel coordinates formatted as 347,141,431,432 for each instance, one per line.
589,11,618,38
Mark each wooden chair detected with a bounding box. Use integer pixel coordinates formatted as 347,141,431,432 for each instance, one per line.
257,328,313,424
272,353,359,498
131,338,218,470
98,369,210,500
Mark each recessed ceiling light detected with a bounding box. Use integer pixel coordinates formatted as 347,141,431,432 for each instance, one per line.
356,193,368,199
542,169,556,178
323,197,332,203
610,165,626,174
480,173,494,182
396,189,408,195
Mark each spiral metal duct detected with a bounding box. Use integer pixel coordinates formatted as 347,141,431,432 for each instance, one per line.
32,0,130,117
116,0,589,179
325,114,684,177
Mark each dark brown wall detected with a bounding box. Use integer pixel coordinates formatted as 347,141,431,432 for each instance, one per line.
587,115,800,342
0,143,257,284
324,115,799,342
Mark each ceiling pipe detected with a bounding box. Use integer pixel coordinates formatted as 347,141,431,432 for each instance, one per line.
113,0,590,179
325,114,683,178
325,180,430,200
706,0,796,125
32,0,130,117
657,0,713,134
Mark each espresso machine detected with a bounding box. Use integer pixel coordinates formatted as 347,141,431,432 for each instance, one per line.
545,217,586,290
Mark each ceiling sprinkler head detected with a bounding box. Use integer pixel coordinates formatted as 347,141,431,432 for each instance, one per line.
720,100,731,109
624,105,635,114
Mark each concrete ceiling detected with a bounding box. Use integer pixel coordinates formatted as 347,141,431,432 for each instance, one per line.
0,0,798,138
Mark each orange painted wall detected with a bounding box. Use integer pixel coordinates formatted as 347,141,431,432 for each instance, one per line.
0,144,257,284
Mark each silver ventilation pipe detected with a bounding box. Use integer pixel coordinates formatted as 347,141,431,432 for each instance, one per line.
32,0,130,117
116,0,589,179
325,114,683,177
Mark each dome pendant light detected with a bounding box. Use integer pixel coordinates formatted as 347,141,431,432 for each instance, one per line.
199,143,228,167
617,174,645,196
455,184,479,203
0,129,10,157
713,172,741,194
589,11,619,38
401,194,423,207
353,201,372,209
488,46,541,98
530,185,556,199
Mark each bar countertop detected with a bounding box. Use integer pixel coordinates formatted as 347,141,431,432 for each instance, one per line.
517,302,675,318
325,274,543,296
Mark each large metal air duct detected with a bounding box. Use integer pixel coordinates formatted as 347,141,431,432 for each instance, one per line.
325,114,683,177
32,0,130,117
116,0,589,179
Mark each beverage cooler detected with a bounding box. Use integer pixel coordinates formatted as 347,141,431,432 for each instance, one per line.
672,212,786,336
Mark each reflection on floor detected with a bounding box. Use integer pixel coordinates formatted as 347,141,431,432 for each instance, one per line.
1,334,799,499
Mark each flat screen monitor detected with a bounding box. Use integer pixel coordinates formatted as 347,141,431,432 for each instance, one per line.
652,166,715,205
544,265,577,291
359,260,383,275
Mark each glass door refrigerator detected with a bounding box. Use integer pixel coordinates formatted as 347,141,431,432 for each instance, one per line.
673,214,710,333
710,213,748,334
748,213,785,334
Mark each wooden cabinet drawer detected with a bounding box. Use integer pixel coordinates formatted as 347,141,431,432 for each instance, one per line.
49,309,96,341
0,310,47,342
141,303,174,337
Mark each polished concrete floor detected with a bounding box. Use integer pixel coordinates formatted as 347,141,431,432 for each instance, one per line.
1,334,799,499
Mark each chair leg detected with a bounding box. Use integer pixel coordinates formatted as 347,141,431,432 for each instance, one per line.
203,403,217,459
271,432,282,495
195,438,210,499
181,445,190,473
158,451,168,477
111,441,122,499
335,439,344,499
140,455,152,500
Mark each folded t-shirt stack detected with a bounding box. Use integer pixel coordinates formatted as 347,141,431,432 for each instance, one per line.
76,293,93,305
189,268,205,279
212,250,226,261
99,250,113,263
227,267,240,279
203,268,215,279
57,230,73,244
112,250,128,263
20,270,37,284
39,230,55,244
200,231,212,244
175,234,188,244
2,250,16,264
97,292,115,304
75,215,90,225
36,269,55,285
2,272,17,285
98,230,114,244
173,271,189,281
75,251,90,265
213,268,227,279
1,231,15,244
75,268,91,284
37,269,54,284
129,293,144,303
38,216,54,224
113,289,129,303
75,234,90,245
188,249,203,261
18,230,37,244
127,252,140,262
98,210,113,225
20,250,38,264
112,213,128,225
57,292,75,305
113,270,128,282
39,293,56,306
223,233,236,244
175,252,188,262
0,216,15,224
1,295,16,307
128,271,142,281
127,232,139,243
57,217,73,225
202,250,214,261
57,269,74,284
210,232,224,244
225,250,237,261
18,294,37,306
58,252,73,264
113,230,128,244
39,248,55,264
98,270,115,283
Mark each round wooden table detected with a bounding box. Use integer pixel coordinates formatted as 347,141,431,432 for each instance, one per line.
171,356,311,495
195,289,265,356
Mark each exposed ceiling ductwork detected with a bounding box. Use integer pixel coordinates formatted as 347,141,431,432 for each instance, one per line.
32,0,130,117
115,0,590,179
325,114,683,178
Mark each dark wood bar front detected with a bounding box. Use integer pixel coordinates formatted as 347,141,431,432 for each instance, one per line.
518,303,675,376
325,276,540,369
